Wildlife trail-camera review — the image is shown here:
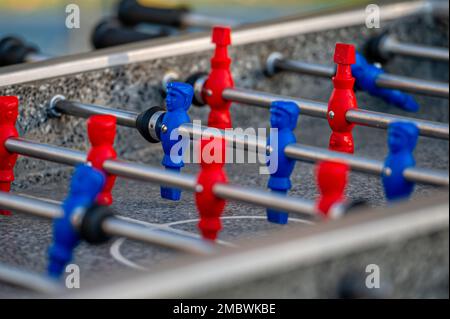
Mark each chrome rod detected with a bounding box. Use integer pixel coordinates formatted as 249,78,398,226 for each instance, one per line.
102,218,214,255
179,123,268,152
5,137,86,166
403,167,449,187
381,36,449,62
52,98,138,128
179,124,448,187
222,87,449,140
14,105,445,187
284,144,386,175
213,183,318,219
223,87,328,118
0,192,213,255
345,109,449,139
5,137,199,192
102,159,200,192
269,54,449,98
1,138,330,217
271,57,335,78
0,191,62,219
376,73,449,98
0,263,63,294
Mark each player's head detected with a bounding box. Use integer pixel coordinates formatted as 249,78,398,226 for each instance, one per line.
270,101,300,130
87,115,116,146
0,96,19,124
388,122,418,153
166,82,194,112
69,164,105,201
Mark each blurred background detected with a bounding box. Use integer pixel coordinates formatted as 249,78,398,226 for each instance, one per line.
0,0,372,56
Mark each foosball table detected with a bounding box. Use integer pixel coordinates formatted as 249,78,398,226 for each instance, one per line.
0,0,448,299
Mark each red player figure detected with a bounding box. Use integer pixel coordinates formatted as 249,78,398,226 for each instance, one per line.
195,136,228,241
328,43,358,154
87,115,117,206
0,96,19,216
203,26,234,130
316,160,349,218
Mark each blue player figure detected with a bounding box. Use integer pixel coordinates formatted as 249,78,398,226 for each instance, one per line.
160,82,193,201
266,101,300,224
352,53,419,112
48,164,105,278
382,122,419,201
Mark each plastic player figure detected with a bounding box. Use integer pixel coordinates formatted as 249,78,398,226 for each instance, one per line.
0,96,19,216
203,26,234,130
266,101,300,224
195,137,227,241
316,161,349,218
48,165,105,278
382,122,419,201
328,43,358,154
352,53,419,112
87,115,117,206
160,82,193,200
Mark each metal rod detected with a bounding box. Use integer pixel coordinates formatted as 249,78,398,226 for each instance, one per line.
51,92,449,141
179,123,448,187
272,57,335,78
222,87,449,140
270,55,449,98
5,137,86,166
403,167,450,187
0,192,213,255
102,218,214,255
102,159,200,192
2,137,326,218
4,138,198,192
213,183,319,219
376,73,449,98
0,263,63,294
345,109,449,139
284,144,386,175
0,191,62,219
381,36,449,62
53,98,138,128
35,100,450,187
179,123,268,152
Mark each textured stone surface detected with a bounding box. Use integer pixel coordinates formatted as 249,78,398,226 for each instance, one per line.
0,12,448,298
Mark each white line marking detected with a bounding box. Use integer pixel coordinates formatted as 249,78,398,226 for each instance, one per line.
110,238,148,272
116,216,234,247
110,215,314,270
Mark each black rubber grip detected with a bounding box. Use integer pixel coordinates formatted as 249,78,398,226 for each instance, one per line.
136,106,165,143
186,72,208,107
0,36,38,66
92,18,169,49
79,204,114,244
364,32,392,64
118,0,189,28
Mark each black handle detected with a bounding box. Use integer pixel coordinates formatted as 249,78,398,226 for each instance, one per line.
136,106,165,143
0,36,39,67
364,31,392,64
118,0,189,28
92,18,170,49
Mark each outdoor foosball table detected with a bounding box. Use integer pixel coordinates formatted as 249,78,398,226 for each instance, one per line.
0,0,448,299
